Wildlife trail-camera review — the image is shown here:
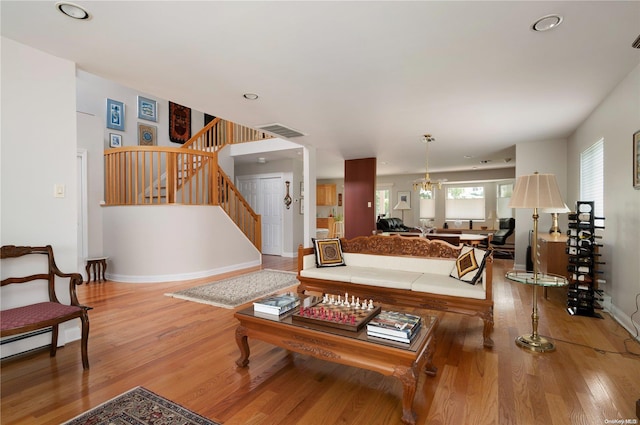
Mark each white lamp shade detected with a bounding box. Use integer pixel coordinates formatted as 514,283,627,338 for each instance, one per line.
508,173,565,209
393,200,411,210
541,203,570,214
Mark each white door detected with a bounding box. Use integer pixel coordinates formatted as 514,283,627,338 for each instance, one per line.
237,178,259,211
260,177,283,255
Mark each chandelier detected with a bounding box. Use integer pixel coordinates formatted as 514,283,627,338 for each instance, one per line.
413,134,446,192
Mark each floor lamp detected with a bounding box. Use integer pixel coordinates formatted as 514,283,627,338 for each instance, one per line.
393,200,411,223
508,172,566,352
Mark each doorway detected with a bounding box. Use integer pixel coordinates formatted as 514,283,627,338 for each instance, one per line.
237,174,283,256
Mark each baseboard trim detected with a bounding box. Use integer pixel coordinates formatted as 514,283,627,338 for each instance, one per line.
607,302,640,343
106,259,262,283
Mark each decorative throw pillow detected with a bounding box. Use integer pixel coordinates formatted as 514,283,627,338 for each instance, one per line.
450,246,489,285
313,238,346,268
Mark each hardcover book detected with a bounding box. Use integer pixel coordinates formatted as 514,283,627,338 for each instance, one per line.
253,293,300,315
366,310,422,338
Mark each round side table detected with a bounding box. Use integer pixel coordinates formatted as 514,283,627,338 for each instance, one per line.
506,270,568,352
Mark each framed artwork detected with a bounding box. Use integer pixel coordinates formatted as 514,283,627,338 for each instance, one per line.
169,101,191,144
106,98,125,131
137,96,158,122
397,191,411,208
138,123,157,146
109,133,122,148
634,130,640,189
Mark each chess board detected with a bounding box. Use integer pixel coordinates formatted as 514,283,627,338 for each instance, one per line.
292,298,382,332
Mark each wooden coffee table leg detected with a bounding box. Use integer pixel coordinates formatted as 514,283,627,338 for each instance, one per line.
424,334,438,377
235,325,250,367
394,365,418,425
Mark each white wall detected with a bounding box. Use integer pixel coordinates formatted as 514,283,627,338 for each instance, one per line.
1,37,80,356
567,63,640,334
512,139,568,268
76,70,205,150
102,205,260,282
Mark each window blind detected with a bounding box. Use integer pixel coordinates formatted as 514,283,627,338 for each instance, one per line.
580,139,604,219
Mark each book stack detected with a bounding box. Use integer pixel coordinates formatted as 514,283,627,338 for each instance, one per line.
366,310,422,343
253,293,300,316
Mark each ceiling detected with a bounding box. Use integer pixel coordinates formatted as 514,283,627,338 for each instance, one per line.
2,1,638,179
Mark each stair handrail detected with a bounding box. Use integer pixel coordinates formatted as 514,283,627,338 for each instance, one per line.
217,167,262,251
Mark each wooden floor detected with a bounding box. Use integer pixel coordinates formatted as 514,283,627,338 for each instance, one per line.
1,255,639,425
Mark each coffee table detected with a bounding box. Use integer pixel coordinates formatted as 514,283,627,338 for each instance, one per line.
234,304,438,425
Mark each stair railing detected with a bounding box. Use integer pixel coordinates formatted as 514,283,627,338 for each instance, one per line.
216,168,262,251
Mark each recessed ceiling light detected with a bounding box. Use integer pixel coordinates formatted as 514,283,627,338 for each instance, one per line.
55,2,90,20
464,155,473,159
532,14,563,32
257,157,267,164
243,93,259,100
480,160,492,164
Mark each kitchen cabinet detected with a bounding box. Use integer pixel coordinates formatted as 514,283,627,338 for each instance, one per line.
316,184,337,206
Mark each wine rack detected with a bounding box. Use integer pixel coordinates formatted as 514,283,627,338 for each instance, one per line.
566,201,605,318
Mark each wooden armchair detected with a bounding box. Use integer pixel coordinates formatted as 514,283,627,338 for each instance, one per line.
1,245,91,369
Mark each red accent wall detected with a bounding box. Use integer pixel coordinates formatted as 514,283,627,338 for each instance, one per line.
344,158,376,239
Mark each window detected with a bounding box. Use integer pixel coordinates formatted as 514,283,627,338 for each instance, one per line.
445,186,485,220
580,139,604,220
375,188,391,219
496,182,514,218
419,189,435,219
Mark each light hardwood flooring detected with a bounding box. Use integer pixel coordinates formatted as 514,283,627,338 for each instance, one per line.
1,256,639,424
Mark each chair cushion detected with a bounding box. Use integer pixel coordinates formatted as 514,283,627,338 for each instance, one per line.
1,302,82,331
313,238,346,268
450,246,489,285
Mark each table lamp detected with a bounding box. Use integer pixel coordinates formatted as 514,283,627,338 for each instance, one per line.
541,203,570,235
508,172,566,352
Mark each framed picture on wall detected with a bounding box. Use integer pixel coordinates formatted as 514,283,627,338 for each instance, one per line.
634,130,640,189
138,123,157,146
109,133,122,148
397,191,411,208
137,96,158,122
106,98,125,131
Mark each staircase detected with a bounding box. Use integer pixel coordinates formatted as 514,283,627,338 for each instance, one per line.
103,117,273,251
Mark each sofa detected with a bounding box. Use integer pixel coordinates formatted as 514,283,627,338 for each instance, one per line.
297,235,494,348
376,217,422,234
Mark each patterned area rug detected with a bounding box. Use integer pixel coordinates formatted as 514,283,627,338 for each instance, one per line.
165,270,299,308
62,386,220,425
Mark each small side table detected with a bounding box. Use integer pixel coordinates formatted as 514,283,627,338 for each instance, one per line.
85,257,108,283
506,270,568,352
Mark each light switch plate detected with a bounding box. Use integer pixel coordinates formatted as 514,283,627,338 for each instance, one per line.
54,184,65,198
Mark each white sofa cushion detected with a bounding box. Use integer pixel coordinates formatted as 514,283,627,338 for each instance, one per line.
348,268,420,289
343,253,456,274
411,273,486,300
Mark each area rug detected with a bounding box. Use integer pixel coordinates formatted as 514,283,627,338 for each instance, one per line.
165,270,299,309
62,386,220,425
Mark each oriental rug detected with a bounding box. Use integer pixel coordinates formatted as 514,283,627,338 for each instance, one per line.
165,270,299,309
61,386,220,425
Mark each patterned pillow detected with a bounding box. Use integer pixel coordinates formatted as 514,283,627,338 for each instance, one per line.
313,238,346,268
450,246,489,285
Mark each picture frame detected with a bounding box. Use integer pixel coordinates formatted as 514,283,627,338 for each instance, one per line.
397,191,411,208
169,101,191,144
109,133,122,148
138,123,157,146
137,96,158,122
634,130,640,189
106,98,125,131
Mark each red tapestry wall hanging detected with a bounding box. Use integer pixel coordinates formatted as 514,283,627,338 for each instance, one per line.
169,101,191,144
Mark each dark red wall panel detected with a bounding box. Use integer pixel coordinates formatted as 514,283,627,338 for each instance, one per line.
344,158,376,239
